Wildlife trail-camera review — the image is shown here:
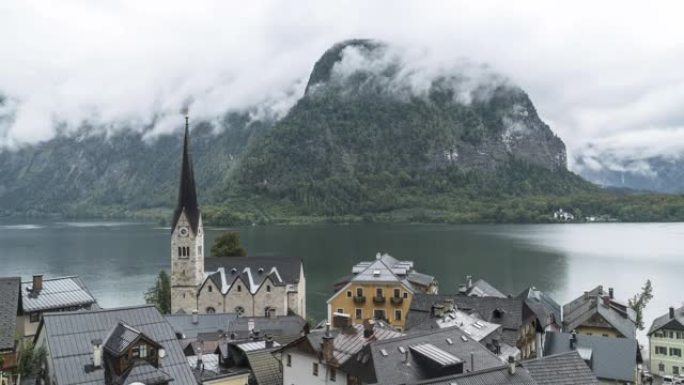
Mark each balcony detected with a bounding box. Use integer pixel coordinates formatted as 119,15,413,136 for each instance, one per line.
353,295,366,304
390,296,404,306
373,296,386,304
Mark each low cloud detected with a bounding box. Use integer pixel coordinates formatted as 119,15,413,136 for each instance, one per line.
0,0,683,166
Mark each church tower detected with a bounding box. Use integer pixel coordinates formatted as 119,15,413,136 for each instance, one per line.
170,115,204,314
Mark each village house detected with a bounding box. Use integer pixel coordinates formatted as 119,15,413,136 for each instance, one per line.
648,306,684,377
19,274,97,340
563,285,637,338
457,275,507,298
170,116,306,319
280,318,404,385
327,253,436,331
0,277,20,385
544,331,641,384
34,305,196,385
406,289,560,359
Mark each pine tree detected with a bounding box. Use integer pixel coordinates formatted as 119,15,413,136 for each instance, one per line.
145,270,171,314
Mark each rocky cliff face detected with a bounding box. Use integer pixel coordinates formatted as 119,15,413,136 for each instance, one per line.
236,40,571,202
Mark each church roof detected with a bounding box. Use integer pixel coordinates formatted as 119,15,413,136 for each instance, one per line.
171,116,201,234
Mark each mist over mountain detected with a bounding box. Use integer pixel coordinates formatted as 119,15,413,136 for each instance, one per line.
0,40,682,223
575,151,684,194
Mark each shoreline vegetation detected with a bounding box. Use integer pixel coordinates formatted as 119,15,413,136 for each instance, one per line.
2,190,683,226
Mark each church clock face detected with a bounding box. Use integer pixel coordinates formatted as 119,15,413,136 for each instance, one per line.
179,227,189,237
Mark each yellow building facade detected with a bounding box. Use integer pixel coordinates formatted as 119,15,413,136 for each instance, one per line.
328,280,413,330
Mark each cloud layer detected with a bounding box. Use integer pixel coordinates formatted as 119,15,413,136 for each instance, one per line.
1,0,684,170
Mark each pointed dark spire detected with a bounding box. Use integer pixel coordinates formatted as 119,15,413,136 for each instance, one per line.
171,115,200,234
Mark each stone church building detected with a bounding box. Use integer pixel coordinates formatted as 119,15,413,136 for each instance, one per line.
170,116,306,318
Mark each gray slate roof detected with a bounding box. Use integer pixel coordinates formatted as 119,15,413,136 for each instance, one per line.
407,294,533,346
104,321,145,355
358,326,505,385
467,279,507,298
543,331,637,382
21,276,97,312
166,313,306,345
523,351,599,385
345,253,435,293
244,350,282,385
562,285,636,338
517,287,561,329
0,277,20,351
648,306,684,335
40,305,197,385
409,365,537,385
204,256,302,295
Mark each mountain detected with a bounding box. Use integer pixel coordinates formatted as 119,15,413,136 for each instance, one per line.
234,40,592,216
574,153,684,194
0,113,272,217
0,39,682,223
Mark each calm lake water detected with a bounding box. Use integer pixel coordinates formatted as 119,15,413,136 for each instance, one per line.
1,219,682,342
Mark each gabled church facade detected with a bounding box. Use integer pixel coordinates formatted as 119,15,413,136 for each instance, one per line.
170,116,306,318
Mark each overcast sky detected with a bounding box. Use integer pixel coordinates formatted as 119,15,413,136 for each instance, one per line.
1,0,683,168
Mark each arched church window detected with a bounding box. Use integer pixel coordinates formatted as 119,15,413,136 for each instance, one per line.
206,307,216,314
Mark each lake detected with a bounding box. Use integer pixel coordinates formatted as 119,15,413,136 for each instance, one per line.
1,219,682,342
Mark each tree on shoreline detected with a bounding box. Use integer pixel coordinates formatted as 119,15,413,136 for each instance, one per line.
145,270,171,314
629,279,653,331
211,231,247,257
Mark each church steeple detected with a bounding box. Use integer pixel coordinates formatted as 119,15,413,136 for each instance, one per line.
171,115,200,234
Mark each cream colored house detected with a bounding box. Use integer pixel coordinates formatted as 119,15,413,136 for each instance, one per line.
649,306,684,377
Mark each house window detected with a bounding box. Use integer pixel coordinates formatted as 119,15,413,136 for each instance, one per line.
656,346,668,355
670,348,682,357
659,363,665,372
266,285,271,292
678,332,683,339
206,307,216,314
347,291,352,298
356,288,363,297
139,344,148,358
675,366,681,375
403,291,408,299
198,246,202,256
355,308,362,320
313,362,319,376
602,334,608,337
670,331,675,338
208,285,213,292
376,288,383,297
237,285,242,292
395,310,402,321
286,354,292,367
30,312,40,323
393,288,400,298
330,367,336,381
373,309,386,320
336,308,344,314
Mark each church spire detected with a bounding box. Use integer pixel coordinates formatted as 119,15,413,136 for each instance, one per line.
171,114,200,234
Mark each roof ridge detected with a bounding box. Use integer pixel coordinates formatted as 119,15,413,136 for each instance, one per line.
21,275,80,283
42,304,156,317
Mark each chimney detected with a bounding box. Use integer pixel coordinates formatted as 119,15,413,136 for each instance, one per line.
321,322,334,363
431,304,445,318
196,346,203,370
535,328,543,359
32,275,43,292
570,332,577,350
403,350,409,364
332,313,352,329
192,310,199,324
670,306,676,319
363,319,375,339
583,291,589,300
265,335,274,349
608,287,614,299
508,356,516,375
91,339,103,368
466,275,473,289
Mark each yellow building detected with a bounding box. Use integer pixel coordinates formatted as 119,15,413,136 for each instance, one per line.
327,254,435,331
